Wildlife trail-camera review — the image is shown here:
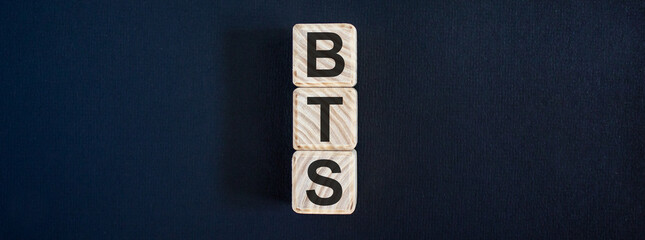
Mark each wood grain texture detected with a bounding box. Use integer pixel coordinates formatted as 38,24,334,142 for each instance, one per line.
293,23,357,87
293,88,357,150
292,150,357,214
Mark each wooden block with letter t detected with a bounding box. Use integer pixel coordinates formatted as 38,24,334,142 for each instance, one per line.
292,150,357,214
292,23,357,87
293,87,357,150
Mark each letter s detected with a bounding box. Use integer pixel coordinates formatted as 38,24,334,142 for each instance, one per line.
306,159,343,206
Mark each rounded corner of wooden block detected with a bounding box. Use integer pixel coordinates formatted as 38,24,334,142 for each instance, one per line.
291,204,302,214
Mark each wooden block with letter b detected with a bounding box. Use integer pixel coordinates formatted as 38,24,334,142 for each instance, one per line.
292,150,357,214
293,23,357,87
293,87,357,150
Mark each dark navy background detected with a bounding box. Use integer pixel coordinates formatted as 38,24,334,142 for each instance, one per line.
2,1,644,239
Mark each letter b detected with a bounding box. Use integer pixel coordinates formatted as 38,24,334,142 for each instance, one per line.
307,32,345,77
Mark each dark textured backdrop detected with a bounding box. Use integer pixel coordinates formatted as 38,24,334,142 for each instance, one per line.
1,1,644,239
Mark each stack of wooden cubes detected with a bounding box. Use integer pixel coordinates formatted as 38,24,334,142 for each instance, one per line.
292,23,358,214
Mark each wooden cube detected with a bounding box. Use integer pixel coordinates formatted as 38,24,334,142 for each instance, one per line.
292,150,357,214
293,88,357,150
293,23,357,87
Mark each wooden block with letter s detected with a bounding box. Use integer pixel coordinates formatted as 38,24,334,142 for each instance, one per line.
292,150,357,214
